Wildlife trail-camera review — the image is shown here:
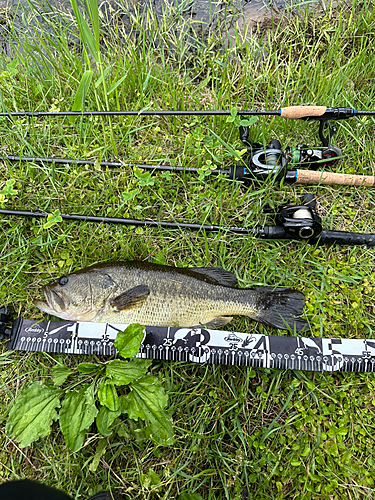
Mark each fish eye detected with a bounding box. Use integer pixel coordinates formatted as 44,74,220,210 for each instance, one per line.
59,276,69,286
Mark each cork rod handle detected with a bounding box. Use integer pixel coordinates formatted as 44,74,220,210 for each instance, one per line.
280,106,327,119
295,169,375,186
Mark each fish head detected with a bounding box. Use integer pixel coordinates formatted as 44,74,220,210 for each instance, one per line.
33,268,118,321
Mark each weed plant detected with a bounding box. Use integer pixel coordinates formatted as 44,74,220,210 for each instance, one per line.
0,0,375,499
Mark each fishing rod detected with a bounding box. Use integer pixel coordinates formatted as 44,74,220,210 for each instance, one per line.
0,106,374,119
4,147,375,188
1,306,375,373
1,195,374,246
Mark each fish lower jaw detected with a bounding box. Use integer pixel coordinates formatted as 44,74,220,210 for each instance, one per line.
33,299,61,316
33,300,98,322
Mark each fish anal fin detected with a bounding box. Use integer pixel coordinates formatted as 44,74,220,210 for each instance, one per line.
109,285,150,311
204,316,233,328
191,267,238,287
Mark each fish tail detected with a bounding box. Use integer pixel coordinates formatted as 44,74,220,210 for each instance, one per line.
250,287,307,332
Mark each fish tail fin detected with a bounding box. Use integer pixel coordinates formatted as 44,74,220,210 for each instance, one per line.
250,287,307,332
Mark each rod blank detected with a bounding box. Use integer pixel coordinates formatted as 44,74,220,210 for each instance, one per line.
0,208,253,234
3,154,229,175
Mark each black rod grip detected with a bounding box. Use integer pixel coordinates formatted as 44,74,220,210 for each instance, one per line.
310,230,375,246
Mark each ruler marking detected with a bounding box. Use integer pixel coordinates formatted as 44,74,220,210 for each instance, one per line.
8,319,375,373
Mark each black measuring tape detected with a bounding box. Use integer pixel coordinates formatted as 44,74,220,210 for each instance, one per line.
4,317,375,373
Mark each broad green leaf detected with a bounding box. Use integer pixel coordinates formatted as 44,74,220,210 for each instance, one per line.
291,459,302,466
240,116,258,126
119,374,168,419
226,108,237,123
6,382,62,448
133,168,155,187
178,494,204,500
145,416,174,446
6,59,19,76
119,374,173,445
51,365,73,386
98,380,119,411
77,362,103,374
122,188,139,202
0,179,18,196
114,324,145,358
89,439,106,472
59,385,98,452
106,359,151,385
141,469,161,489
96,406,121,436
152,251,166,265
70,70,94,123
43,210,63,229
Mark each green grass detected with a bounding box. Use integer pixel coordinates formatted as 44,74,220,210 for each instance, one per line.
0,0,375,498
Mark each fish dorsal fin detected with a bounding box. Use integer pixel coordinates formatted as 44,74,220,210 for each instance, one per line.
109,285,150,311
191,267,238,287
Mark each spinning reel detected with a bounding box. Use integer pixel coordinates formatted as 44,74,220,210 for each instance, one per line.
233,119,342,183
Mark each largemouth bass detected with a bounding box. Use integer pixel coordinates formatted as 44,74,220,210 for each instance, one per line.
34,261,307,331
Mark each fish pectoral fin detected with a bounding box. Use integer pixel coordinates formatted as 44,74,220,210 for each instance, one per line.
109,285,150,311
204,316,233,328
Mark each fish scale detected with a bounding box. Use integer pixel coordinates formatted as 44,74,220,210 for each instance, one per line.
98,276,257,326
33,261,307,332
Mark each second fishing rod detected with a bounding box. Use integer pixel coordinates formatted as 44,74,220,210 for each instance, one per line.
7,139,374,188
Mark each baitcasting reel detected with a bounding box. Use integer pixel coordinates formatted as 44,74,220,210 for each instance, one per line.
262,194,322,241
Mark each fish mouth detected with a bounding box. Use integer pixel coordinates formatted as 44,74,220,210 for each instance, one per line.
33,287,67,315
